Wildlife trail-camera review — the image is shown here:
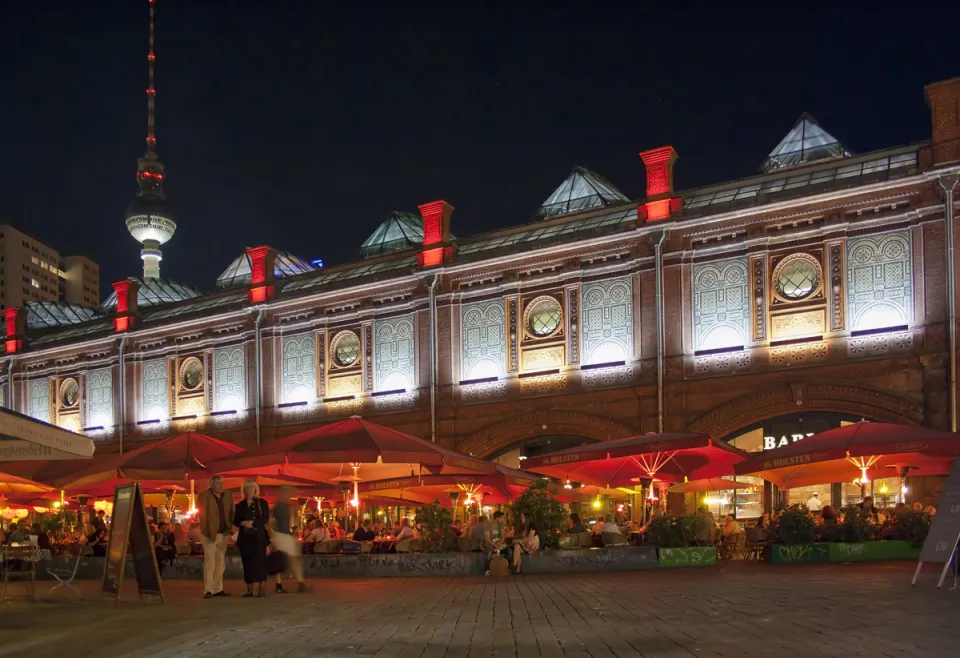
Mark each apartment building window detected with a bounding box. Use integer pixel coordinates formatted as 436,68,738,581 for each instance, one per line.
22,240,28,248
31,256,39,265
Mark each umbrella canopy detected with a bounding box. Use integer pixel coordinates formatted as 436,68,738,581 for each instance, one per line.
668,478,757,494
0,471,55,496
210,417,495,482
524,433,747,488
0,408,95,460
52,432,245,490
356,465,554,506
733,422,960,488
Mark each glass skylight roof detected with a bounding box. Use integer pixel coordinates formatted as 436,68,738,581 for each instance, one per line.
537,167,630,218
761,114,850,172
100,277,202,311
361,212,424,256
215,251,315,289
685,150,917,212
282,256,418,293
24,301,103,329
141,289,248,322
459,208,636,256
30,319,114,345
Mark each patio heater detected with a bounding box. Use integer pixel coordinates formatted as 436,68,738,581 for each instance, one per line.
886,464,916,505
448,491,460,523
340,484,352,533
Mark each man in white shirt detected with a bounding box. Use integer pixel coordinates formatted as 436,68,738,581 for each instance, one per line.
601,515,622,535
806,492,822,512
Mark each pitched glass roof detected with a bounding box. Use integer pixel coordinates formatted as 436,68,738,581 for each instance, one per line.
215,251,315,289
100,277,202,311
361,212,424,256
761,114,850,172
282,255,418,293
142,289,248,322
459,207,637,256
685,149,917,213
30,318,115,345
24,301,103,329
537,167,630,218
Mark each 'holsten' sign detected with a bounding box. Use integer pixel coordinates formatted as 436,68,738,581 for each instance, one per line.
763,432,815,450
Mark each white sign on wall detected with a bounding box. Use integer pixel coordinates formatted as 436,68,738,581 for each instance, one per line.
763,432,815,450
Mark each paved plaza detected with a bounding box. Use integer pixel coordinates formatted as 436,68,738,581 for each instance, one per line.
1,562,959,657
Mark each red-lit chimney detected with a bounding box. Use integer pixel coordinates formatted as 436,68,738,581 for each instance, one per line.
417,200,455,268
925,78,960,166
246,245,278,303
112,280,141,332
639,146,682,221
3,307,25,354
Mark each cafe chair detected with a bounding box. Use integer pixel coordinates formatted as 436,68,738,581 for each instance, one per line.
558,534,580,550
47,544,92,599
601,532,628,547
577,532,593,548
395,538,415,553
174,540,192,557
314,539,341,554
360,542,373,554
1,546,41,602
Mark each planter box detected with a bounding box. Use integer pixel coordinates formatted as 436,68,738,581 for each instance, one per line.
770,543,830,564
828,540,921,562
657,547,717,568
522,546,658,573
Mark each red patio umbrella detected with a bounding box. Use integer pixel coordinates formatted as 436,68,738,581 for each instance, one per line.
733,422,960,488
524,432,747,489
356,464,560,506
0,471,55,496
211,417,495,484
57,432,245,490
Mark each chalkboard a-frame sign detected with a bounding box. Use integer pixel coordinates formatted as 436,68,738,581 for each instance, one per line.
101,482,164,604
912,455,960,589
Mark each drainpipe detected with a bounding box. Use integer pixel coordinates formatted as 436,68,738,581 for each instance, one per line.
428,273,440,443
118,335,126,454
651,230,667,434
941,175,960,432
6,357,13,411
254,308,264,446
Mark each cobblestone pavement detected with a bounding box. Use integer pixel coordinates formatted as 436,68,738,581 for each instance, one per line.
1,562,959,657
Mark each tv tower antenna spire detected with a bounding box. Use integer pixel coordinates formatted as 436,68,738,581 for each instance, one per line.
125,0,176,279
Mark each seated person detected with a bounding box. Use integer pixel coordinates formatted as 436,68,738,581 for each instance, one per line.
395,518,416,542
153,521,176,570
353,518,377,541
305,520,330,544
511,524,539,574
600,515,622,535
470,516,488,544
328,521,344,539
858,496,879,521
450,520,464,537
31,523,52,551
6,522,29,545
87,528,109,557
721,515,742,537
591,518,605,535
487,511,506,550
567,513,587,534
820,506,838,525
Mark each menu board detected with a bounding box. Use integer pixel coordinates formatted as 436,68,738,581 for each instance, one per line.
919,456,960,564
101,482,164,604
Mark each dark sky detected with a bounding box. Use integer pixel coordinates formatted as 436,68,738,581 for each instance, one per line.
2,2,958,299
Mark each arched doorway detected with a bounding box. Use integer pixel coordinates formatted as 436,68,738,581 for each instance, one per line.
487,434,592,469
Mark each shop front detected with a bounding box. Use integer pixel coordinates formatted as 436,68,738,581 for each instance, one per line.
722,413,914,515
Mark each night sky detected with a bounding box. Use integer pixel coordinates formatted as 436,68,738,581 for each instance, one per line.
2,2,959,299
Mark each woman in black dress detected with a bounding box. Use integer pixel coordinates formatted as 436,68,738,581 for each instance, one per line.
233,479,270,598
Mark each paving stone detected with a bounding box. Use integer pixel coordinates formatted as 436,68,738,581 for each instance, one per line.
1,563,960,657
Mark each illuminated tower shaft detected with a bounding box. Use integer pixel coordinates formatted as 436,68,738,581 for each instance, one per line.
125,0,176,278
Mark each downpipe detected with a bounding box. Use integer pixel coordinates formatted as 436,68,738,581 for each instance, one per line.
941,175,960,432
428,273,440,443
651,230,667,434
254,308,264,446
118,335,126,454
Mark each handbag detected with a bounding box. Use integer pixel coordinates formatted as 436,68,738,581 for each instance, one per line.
267,550,288,576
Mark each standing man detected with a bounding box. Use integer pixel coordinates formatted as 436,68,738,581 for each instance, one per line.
271,487,308,593
197,475,235,599
806,491,822,512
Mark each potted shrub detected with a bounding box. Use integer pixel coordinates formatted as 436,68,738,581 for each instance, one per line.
415,500,454,553
650,514,717,567
511,480,568,549
839,505,874,543
770,504,827,564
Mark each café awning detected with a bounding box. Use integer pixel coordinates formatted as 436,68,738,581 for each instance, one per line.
733,422,960,488
0,408,95,461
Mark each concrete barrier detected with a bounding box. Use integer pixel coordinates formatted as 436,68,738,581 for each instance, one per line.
35,546,661,580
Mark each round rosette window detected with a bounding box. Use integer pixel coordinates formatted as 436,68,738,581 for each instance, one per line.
773,253,822,302
526,296,562,338
331,330,361,368
180,357,204,392
59,378,80,408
